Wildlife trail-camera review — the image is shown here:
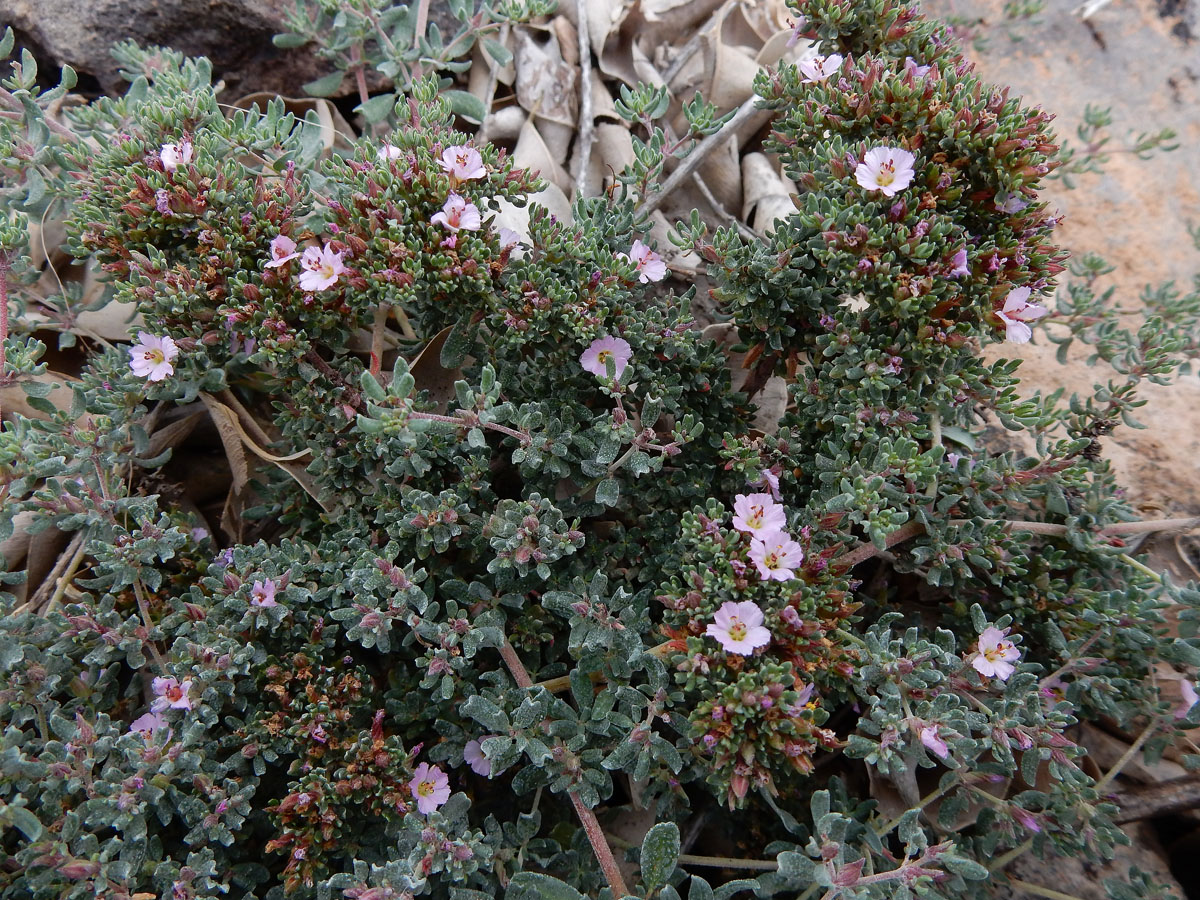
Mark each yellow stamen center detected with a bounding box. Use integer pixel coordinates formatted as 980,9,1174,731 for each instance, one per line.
876,160,896,186
143,349,165,365
727,618,747,642
417,780,435,797
597,350,612,364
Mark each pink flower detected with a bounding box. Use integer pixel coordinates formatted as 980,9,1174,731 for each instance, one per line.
994,192,1028,214
621,239,668,283
151,676,195,711
128,332,179,382
855,146,917,197
463,739,493,776
249,579,278,608
379,143,403,161
496,227,522,249
705,601,772,655
438,145,487,182
785,15,808,47
1040,676,1067,709
731,493,787,539
129,711,171,738
1175,678,1199,719
798,53,844,83
580,335,633,380
971,626,1021,681
948,247,970,278
431,192,481,232
298,244,347,292
265,235,300,269
409,762,451,814
996,286,1048,344
159,139,193,171
753,468,782,500
1011,807,1041,833
918,723,949,759
904,57,932,78
748,530,804,582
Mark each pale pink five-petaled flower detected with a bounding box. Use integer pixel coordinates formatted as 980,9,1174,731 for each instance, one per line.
855,146,917,197
249,579,278,608
705,600,772,656
409,762,451,814
753,468,782,500
731,493,787,539
621,240,668,284
298,244,347,292
159,139,193,172
151,676,195,712
1176,678,1199,719
379,143,403,161
748,530,805,582
971,626,1021,681
919,723,949,759
799,53,844,83
948,247,970,279
996,286,1048,344
129,332,179,382
431,192,482,233
580,336,633,380
995,192,1028,214
463,738,494,776
785,15,808,47
129,711,171,737
265,235,300,269
438,145,487,182
904,57,932,78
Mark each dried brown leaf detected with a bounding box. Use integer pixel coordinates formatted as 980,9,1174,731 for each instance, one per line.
741,152,795,234
513,115,573,194
147,409,207,459
514,28,578,128
0,371,77,422
1,510,37,570
702,323,787,432
199,394,252,496
407,325,463,412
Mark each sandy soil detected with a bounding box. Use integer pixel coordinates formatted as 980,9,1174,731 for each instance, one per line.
928,0,1200,515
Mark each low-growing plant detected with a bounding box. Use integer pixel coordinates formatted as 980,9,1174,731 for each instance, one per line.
2,1,1199,899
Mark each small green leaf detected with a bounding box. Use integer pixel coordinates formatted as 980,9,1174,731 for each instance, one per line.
303,70,345,97
357,92,396,124
940,425,976,449
641,822,680,893
441,320,473,369
272,33,310,49
443,89,486,123
5,805,43,841
506,872,584,900
595,478,619,507
462,694,510,733
483,38,513,67
941,855,989,880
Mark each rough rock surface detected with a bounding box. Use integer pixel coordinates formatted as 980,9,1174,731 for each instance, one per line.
928,0,1200,517
1,0,327,96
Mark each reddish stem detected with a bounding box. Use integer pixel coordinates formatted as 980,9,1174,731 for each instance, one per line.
0,253,10,417
499,638,630,897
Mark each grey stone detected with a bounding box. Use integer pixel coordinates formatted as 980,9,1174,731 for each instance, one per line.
1,0,330,97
